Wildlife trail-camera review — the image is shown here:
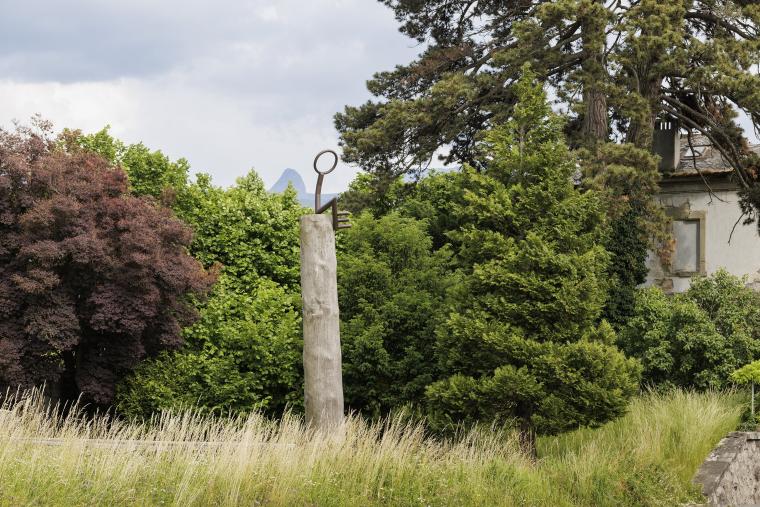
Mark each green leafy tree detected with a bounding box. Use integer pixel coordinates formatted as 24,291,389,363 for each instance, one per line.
426,73,640,457
731,360,760,420
338,0,760,189
183,172,304,290
731,361,760,385
114,169,306,417
341,169,470,252
337,212,455,418
620,270,760,390
59,126,200,220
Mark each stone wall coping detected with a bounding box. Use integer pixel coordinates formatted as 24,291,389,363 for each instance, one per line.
693,432,747,497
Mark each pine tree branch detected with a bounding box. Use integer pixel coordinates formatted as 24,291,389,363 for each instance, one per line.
660,99,751,189
685,129,728,204
684,11,756,40
455,1,478,40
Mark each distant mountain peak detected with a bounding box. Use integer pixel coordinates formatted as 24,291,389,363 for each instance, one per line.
269,168,336,208
271,168,307,194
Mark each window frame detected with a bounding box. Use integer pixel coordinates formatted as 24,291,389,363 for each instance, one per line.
665,208,706,278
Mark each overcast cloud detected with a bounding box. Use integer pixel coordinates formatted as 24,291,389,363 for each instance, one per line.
0,0,419,192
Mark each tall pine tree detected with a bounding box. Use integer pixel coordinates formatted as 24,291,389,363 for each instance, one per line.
337,0,760,219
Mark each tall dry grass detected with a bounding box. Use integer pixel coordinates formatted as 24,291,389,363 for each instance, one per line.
0,389,742,506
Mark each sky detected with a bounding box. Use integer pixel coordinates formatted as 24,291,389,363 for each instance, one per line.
0,0,420,193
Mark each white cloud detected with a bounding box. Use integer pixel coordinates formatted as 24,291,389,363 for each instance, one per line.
0,0,420,193
256,5,280,22
0,76,362,192
0,80,140,134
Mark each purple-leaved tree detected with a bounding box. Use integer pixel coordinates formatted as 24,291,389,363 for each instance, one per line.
0,123,216,406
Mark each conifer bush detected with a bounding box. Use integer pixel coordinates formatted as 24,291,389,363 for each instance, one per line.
426,70,640,455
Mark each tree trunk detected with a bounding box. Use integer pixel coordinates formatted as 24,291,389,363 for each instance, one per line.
625,51,664,148
580,1,608,144
583,86,608,142
626,98,658,149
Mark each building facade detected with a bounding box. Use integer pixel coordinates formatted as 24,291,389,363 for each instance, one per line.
644,124,760,293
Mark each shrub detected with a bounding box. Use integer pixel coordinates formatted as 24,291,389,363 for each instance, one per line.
337,212,455,418
116,173,305,418
619,269,760,389
117,277,303,418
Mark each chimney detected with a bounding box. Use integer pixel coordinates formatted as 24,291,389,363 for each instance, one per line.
653,117,681,171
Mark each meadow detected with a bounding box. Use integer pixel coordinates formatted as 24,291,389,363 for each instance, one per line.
0,389,742,506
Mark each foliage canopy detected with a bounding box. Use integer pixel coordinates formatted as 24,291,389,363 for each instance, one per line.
338,0,760,208
731,360,760,386
620,270,760,390
337,211,455,418
0,123,215,405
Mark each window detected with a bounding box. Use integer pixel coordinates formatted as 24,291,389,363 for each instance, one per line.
672,219,700,273
683,145,707,159
662,208,705,278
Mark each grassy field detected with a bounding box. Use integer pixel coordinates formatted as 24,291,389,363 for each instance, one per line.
0,389,742,506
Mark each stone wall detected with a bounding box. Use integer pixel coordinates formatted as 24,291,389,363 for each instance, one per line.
693,431,760,506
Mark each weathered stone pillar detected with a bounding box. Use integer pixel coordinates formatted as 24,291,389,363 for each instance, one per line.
300,214,344,431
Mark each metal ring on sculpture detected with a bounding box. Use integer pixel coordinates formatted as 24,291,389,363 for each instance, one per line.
313,149,338,175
